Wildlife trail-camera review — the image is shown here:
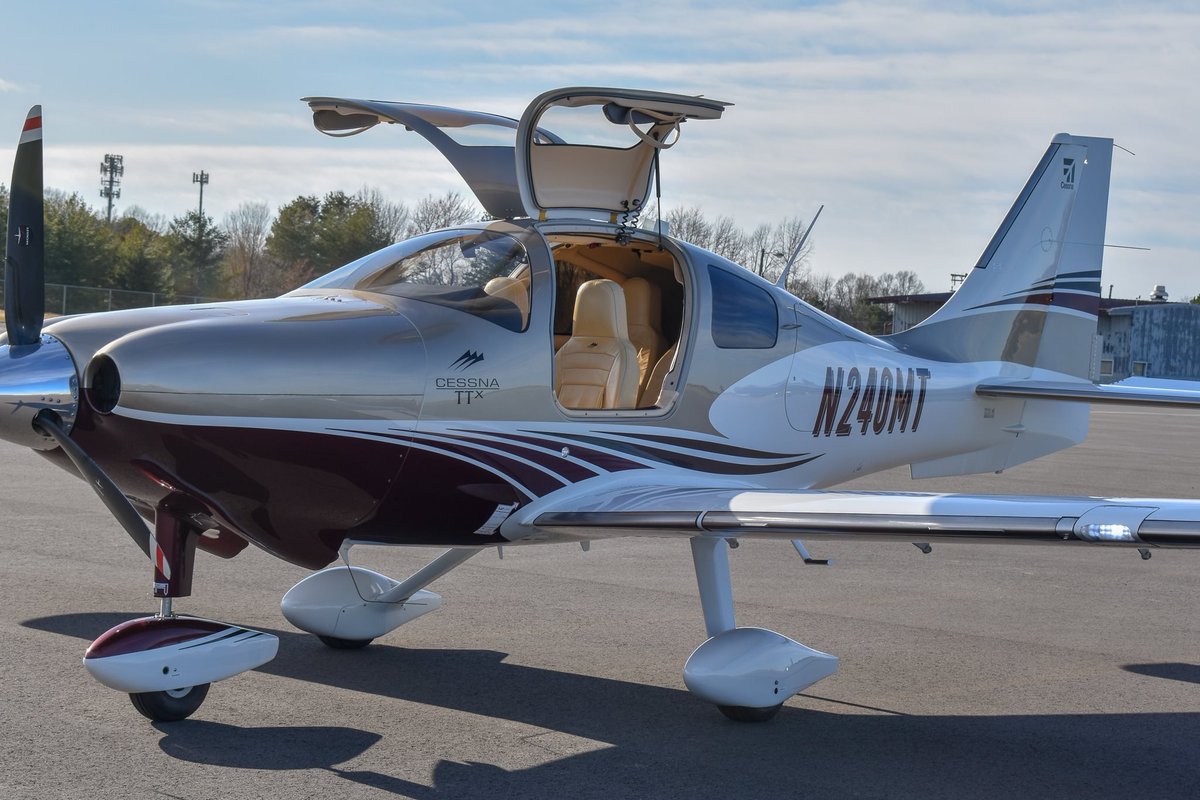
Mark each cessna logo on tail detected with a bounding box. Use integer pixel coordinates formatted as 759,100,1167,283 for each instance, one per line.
450,350,485,370
1061,158,1075,189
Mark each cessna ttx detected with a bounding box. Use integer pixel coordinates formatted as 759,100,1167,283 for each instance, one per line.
2,87,1198,723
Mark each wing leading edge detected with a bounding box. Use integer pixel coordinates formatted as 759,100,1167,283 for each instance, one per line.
519,485,1200,548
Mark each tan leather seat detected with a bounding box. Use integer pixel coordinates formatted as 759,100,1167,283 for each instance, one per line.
624,277,667,402
555,279,640,409
483,276,530,329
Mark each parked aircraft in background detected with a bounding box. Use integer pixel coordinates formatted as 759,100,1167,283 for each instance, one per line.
3,88,1197,724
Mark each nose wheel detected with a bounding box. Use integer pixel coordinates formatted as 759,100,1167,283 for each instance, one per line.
129,683,211,722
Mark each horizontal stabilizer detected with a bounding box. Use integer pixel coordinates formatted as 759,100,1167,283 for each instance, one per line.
977,379,1200,408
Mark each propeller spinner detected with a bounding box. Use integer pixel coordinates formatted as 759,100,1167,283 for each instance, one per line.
5,105,45,346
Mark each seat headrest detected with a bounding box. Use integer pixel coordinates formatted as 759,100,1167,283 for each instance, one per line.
574,279,629,339
623,277,661,329
483,276,530,318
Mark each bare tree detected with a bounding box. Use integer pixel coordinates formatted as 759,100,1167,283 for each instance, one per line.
708,215,745,263
406,191,479,237
356,186,409,243
122,205,170,236
222,201,273,298
664,206,712,249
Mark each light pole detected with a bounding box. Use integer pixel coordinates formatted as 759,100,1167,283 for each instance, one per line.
757,248,784,277
192,170,209,219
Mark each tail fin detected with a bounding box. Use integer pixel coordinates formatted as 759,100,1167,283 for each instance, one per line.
889,134,1112,378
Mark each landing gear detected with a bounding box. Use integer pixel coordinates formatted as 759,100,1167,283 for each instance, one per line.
318,635,374,650
683,537,839,722
129,683,211,722
282,547,479,645
81,509,278,722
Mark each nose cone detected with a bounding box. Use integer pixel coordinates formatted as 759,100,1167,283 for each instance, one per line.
0,335,80,449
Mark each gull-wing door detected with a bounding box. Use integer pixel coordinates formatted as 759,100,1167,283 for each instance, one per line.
514,87,730,221
304,96,564,220
509,483,1200,549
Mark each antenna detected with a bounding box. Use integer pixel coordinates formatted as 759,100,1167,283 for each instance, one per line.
99,154,123,223
775,204,823,290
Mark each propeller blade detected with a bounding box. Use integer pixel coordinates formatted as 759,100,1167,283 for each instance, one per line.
32,410,170,579
5,105,45,346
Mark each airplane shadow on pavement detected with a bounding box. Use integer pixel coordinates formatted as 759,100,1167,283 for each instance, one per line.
24,612,1200,800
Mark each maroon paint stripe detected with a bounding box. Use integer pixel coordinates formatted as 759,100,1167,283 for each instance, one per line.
1051,292,1099,314
84,616,228,660
508,430,649,473
372,431,565,496
464,429,647,473
23,115,41,132
438,432,599,482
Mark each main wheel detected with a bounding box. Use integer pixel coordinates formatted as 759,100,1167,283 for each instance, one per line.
318,634,374,650
718,703,782,723
129,683,210,722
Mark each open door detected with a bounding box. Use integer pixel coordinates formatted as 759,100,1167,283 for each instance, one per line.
305,87,729,224
304,96,562,220
515,87,730,222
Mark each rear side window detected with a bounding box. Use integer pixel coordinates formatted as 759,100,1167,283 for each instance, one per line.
709,265,778,348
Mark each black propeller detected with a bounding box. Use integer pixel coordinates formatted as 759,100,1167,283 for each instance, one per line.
3,108,167,578
5,105,45,347
33,410,168,578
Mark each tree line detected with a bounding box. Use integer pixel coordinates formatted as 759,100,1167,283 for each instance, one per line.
0,182,922,332
661,205,924,332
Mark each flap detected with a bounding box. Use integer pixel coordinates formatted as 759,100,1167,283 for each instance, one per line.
515,483,1200,548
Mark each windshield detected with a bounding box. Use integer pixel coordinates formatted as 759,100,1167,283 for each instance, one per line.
302,229,532,332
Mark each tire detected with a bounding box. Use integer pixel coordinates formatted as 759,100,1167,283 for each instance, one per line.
318,635,374,650
717,703,782,723
129,683,210,722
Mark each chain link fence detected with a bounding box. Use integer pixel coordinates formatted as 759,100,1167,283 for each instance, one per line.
0,283,225,316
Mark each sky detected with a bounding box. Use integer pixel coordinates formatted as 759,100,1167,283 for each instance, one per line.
1,0,1197,300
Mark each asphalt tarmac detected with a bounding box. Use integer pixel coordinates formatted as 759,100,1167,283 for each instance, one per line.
0,406,1196,799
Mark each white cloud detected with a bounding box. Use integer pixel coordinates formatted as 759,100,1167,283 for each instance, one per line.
0,1,1196,298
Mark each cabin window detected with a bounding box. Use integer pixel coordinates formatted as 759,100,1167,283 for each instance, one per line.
305,230,531,332
708,265,777,349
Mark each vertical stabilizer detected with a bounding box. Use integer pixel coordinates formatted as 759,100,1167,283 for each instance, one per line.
889,134,1112,378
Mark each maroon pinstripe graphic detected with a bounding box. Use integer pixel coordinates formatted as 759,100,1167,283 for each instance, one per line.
372,430,566,496
438,431,600,483
503,430,649,473
84,616,229,660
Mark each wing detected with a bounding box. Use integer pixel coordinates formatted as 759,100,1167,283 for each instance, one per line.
510,482,1200,549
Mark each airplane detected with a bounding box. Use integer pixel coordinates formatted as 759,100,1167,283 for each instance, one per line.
3,87,1199,725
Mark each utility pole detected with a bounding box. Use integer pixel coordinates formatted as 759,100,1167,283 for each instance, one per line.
757,248,784,278
192,170,209,219
99,154,123,223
